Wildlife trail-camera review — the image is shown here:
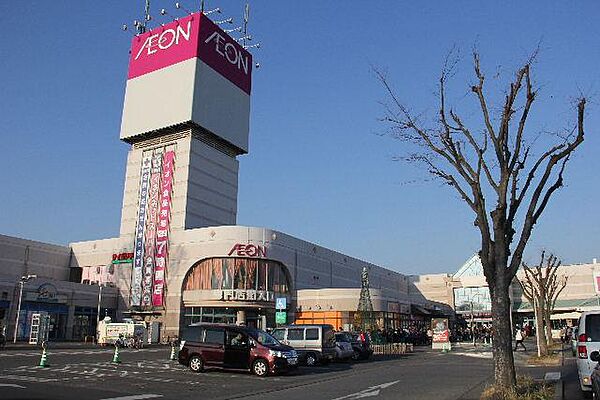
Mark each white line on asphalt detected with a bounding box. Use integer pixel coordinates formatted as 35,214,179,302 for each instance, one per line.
99,395,163,400
332,380,400,400
0,383,26,388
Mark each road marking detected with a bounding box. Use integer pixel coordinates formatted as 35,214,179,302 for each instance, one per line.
332,380,399,400
99,395,163,400
0,383,26,388
544,372,561,382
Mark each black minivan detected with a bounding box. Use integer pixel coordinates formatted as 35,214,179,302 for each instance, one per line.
178,323,298,377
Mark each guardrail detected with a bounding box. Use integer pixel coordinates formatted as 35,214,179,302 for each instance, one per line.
371,343,414,355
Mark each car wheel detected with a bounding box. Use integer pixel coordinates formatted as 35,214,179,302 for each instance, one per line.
352,350,360,361
305,353,317,366
189,356,204,373
252,359,269,377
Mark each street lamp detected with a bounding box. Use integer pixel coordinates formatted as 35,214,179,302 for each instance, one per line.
96,284,105,343
13,274,37,343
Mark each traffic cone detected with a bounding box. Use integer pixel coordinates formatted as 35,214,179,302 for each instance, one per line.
38,346,49,368
112,344,121,364
169,343,178,361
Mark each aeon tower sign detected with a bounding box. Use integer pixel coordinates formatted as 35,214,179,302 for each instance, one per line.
119,10,254,309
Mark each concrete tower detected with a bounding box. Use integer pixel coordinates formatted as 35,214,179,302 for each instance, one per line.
118,12,253,309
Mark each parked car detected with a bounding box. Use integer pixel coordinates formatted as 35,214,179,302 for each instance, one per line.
178,323,298,377
271,324,336,366
576,310,600,393
350,332,373,360
334,332,354,362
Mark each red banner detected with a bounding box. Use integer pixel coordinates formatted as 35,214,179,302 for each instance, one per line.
152,150,175,307
141,151,163,307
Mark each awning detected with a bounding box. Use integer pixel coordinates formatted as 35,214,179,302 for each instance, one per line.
550,311,581,320
411,305,431,315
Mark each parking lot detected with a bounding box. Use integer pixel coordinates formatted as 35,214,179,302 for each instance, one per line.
0,345,499,400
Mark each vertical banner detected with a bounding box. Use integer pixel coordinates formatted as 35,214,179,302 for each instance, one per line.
130,153,152,306
152,150,175,307
594,272,600,294
431,318,451,351
141,150,163,307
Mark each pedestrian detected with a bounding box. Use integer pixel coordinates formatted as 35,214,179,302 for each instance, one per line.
514,326,526,351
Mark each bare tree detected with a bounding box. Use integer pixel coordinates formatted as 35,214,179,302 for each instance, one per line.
518,251,568,356
376,49,586,387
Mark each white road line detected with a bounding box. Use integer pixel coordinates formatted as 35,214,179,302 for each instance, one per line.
0,383,26,388
99,394,163,400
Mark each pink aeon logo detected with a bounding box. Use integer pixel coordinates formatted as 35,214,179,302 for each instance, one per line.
127,13,252,95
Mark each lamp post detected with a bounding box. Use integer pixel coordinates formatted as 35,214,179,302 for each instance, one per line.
96,284,104,343
13,274,37,343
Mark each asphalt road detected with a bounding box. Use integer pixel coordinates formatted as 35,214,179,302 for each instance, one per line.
0,345,497,400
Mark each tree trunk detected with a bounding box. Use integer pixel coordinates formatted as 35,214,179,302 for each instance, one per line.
544,309,554,348
534,302,548,356
490,282,516,387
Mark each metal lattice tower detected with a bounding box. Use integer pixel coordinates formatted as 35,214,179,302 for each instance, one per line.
355,266,375,330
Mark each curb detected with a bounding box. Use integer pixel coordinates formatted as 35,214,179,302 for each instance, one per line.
553,379,564,400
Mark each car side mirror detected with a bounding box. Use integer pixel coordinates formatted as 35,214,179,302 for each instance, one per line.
591,351,600,362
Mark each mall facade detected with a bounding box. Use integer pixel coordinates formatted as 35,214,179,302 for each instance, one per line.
0,11,451,342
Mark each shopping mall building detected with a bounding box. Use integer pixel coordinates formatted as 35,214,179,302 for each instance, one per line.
0,12,452,342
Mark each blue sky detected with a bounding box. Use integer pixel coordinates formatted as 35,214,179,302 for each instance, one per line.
1,1,598,275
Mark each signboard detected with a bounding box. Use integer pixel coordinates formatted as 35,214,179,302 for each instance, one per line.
276,297,287,310
431,318,451,351
220,289,274,302
594,272,600,294
128,13,252,94
276,312,287,325
228,243,267,258
112,252,134,264
152,150,176,307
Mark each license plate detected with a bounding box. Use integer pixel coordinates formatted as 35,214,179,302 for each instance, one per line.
288,357,298,365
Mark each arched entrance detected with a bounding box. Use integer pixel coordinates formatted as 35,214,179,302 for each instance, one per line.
181,257,292,329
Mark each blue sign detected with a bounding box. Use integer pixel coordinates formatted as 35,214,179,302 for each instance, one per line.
275,297,287,310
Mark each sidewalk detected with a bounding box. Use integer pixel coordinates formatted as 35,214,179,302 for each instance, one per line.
1,341,166,351
455,338,566,399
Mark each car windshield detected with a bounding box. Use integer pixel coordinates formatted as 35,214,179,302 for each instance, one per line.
335,333,352,342
250,329,281,346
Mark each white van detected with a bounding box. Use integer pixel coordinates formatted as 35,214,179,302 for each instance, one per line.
576,310,600,392
271,324,336,366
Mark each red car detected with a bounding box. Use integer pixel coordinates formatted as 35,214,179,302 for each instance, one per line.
178,323,298,377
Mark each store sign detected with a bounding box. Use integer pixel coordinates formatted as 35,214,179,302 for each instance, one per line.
25,284,67,304
112,252,134,264
220,289,274,302
127,13,252,94
227,243,266,258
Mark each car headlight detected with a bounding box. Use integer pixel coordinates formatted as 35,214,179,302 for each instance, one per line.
269,350,283,358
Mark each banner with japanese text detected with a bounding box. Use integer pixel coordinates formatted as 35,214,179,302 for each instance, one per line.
141,150,163,307
130,152,152,306
152,150,175,307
